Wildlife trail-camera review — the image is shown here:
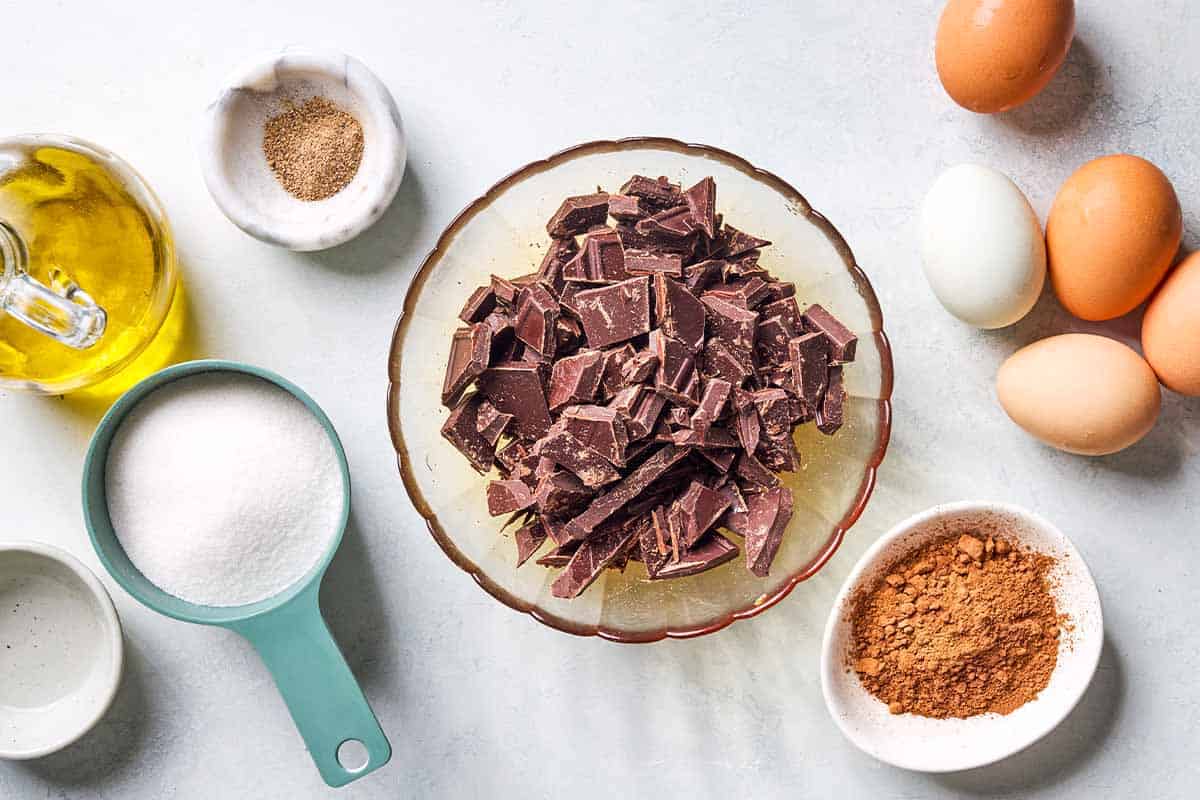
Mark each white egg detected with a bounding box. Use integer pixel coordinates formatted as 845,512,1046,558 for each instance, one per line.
919,164,1046,329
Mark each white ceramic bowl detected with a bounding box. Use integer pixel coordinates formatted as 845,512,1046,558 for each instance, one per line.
820,502,1103,773
0,541,124,759
200,46,406,251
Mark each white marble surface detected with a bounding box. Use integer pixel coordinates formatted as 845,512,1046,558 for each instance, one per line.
1,1,1197,797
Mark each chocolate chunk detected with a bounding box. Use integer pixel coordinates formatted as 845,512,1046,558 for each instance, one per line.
761,296,803,333
691,378,732,432
554,315,583,353
619,175,682,209
491,274,520,306
752,388,793,439
635,205,695,240
655,274,707,352
757,432,800,472
757,315,797,367
627,389,667,440
487,480,534,516
671,426,737,449
533,471,593,517
536,428,621,488
441,324,491,406
537,237,578,295
607,384,642,419
475,399,513,446
547,192,610,237
561,405,629,467
641,506,674,577
700,339,754,386
550,519,641,598
652,533,739,580
548,350,604,410
683,259,724,294
683,177,716,238
789,332,830,414
802,303,858,362
564,445,690,541
625,250,683,277
515,519,547,566
495,439,531,473
478,361,553,439
735,452,780,489
724,250,766,280
764,281,796,302
649,329,696,402
607,194,643,221
459,286,497,323
598,344,636,399
514,284,559,356
718,225,771,258
697,447,737,473
536,543,578,567
620,351,658,385
735,487,794,577
573,276,652,348
673,480,732,548
733,394,762,455
582,229,627,281
702,295,758,359
441,394,496,473
817,364,846,435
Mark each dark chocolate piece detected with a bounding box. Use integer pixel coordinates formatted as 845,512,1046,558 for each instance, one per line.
563,445,690,541
756,315,795,367
635,205,694,240
536,543,578,567
561,405,629,467
582,229,627,281
789,332,830,414
649,329,696,401
735,452,780,489
625,250,684,277
598,344,636,399
478,361,553,439
701,295,758,359
739,487,794,577
537,237,578,295
536,428,621,488
459,286,497,324
673,480,732,548
627,389,667,440
607,194,643,221
487,480,534,516
441,324,491,406
654,274,706,352
620,351,658,386
619,175,682,209
547,193,610,237
548,350,604,410
640,506,673,577
441,394,496,473
817,364,846,435
734,401,761,456
652,533,739,580
718,225,771,258
491,274,520,306
550,519,641,598
573,277,652,348
757,432,800,472
683,177,716,238
752,388,793,439
515,519,547,566
607,384,642,419
475,399,513,447
533,471,593,518
700,339,753,386
514,284,560,356
683,259,724,293
802,303,857,362
691,378,732,432
697,447,737,473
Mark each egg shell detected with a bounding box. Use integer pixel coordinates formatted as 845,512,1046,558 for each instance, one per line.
920,164,1046,329
1046,154,1182,321
997,334,1161,456
935,0,1075,114
1143,252,1200,396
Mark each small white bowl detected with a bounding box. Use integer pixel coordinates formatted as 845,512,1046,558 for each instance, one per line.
820,502,1103,773
0,541,124,759
200,47,407,251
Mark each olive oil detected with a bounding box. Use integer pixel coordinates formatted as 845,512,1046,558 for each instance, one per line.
0,137,176,393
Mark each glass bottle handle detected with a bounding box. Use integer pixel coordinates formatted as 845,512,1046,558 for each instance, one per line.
1,271,108,349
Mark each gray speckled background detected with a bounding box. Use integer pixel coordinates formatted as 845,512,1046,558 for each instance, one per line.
2,1,1197,797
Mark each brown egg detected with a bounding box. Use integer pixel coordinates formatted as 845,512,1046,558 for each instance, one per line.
997,334,1160,456
1143,252,1200,396
935,0,1075,113
1046,155,1182,321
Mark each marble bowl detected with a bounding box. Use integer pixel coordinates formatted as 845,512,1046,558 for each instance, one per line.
820,502,1104,772
200,47,406,251
388,138,893,642
0,541,124,760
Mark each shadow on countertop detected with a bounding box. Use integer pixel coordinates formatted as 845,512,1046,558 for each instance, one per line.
12,637,150,789
931,635,1126,797
992,38,1103,138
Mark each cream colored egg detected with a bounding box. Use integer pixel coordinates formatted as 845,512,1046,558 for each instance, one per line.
997,334,1160,455
920,164,1046,329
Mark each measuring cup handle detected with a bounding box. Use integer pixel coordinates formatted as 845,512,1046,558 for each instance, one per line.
231,585,391,787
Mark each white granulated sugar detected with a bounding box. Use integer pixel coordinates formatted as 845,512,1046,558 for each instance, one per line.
105,372,345,607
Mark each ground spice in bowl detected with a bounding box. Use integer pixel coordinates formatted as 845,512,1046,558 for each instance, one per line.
262,96,364,201
848,532,1065,718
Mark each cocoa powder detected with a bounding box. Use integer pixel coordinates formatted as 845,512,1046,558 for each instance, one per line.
262,96,364,201
848,531,1064,718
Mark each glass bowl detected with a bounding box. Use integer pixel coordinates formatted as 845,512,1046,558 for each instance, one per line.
387,138,893,642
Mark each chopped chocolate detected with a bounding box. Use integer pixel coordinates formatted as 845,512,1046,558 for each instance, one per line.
817,364,846,435
652,533,739,580
607,194,643,221
683,177,716,238
536,428,621,488
442,324,491,406
802,303,857,363
654,274,707,352
459,286,497,323
487,480,534,516
573,276,652,348
440,173,858,595
515,519,547,566
546,192,610,237
477,361,553,439
441,393,496,473
548,350,604,410
625,250,684,277
619,175,682,210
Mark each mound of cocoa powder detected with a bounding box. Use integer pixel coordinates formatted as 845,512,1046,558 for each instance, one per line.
848,531,1065,718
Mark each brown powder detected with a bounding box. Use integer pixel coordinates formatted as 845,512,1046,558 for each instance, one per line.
848,531,1064,718
262,96,364,201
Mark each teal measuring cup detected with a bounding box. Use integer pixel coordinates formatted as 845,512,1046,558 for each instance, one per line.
81,360,390,787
